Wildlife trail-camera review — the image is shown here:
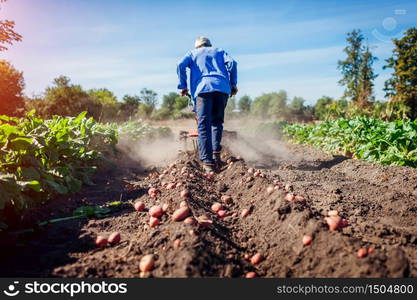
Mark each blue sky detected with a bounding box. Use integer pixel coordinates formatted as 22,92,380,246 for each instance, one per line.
1,0,416,105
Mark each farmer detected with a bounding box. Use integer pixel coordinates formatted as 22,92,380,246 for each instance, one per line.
177,36,238,172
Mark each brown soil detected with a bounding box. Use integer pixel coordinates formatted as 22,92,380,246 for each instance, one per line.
1,139,417,278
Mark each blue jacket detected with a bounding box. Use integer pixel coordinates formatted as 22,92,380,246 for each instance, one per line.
177,47,237,100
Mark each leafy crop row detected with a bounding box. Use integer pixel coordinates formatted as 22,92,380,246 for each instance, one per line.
283,117,417,167
0,111,118,229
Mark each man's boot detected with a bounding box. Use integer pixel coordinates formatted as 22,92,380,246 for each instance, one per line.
213,151,223,169
202,162,215,173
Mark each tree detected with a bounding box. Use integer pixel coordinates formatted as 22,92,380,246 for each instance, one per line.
88,88,118,121
42,76,101,119
173,96,189,111
161,92,179,112
288,96,308,121
269,90,288,119
139,88,158,106
119,94,141,120
313,96,334,120
0,60,25,116
238,95,252,114
137,88,157,118
384,27,417,119
338,30,377,107
0,0,22,51
357,45,378,106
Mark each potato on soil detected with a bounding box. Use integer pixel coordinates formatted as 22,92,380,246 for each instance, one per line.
184,217,196,225
180,189,191,198
211,202,223,212
285,193,296,202
149,206,163,218
172,207,190,221
148,187,160,198
328,210,339,216
266,186,274,194
250,253,264,265
220,195,233,204
108,232,121,244
302,235,313,246
245,272,257,278
324,216,342,231
217,210,227,218
95,236,108,247
133,201,145,212
173,239,182,248
149,217,160,227
139,254,155,272
357,248,368,258
197,215,213,227
241,208,250,218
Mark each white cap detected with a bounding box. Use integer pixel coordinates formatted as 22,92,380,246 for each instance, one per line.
194,36,212,48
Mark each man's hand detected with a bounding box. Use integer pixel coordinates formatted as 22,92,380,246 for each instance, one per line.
231,85,238,96
180,88,189,97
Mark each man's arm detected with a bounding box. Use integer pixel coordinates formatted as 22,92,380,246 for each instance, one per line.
177,52,191,95
224,51,238,95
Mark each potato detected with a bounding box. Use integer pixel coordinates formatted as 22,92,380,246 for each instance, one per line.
173,239,182,248
184,217,196,225
324,216,342,231
367,248,375,254
148,187,159,198
250,253,264,265
172,207,190,221
205,173,214,181
266,186,274,194
197,215,213,227
95,235,108,247
180,200,189,208
220,195,233,204
108,232,121,244
357,248,368,258
180,189,191,198
241,208,250,218
139,254,155,272
217,210,227,218
294,195,305,203
166,183,175,190
149,217,160,227
175,182,183,188
134,201,145,212
149,206,163,218
162,203,169,212
245,272,257,278
328,210,339,217
247,168,254,174
285,193,296,202
211,202,223,212
302,235,313,246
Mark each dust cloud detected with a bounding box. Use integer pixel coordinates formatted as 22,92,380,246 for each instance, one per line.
224,118,303,168
116,136,180,168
